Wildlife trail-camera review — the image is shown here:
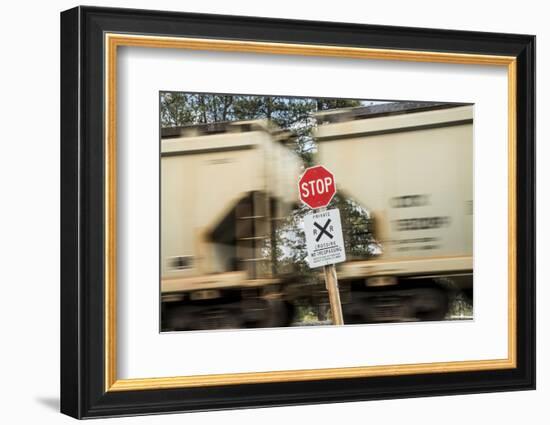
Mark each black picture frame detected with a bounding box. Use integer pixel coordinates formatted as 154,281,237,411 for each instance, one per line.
61,5,535,419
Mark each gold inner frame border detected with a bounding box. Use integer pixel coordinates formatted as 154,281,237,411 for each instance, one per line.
104,33,517,392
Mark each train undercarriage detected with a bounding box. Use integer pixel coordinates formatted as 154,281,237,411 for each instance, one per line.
161,273,472,331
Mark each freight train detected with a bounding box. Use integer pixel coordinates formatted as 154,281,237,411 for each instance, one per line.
314,102,473,323
161,102,473,331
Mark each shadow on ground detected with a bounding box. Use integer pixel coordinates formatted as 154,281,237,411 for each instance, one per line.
35,397,59,411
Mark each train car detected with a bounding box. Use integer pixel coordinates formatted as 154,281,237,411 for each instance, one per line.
160,120,302,330
314,102,474,322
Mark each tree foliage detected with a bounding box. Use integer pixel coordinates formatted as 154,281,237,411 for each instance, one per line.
160,93,362,165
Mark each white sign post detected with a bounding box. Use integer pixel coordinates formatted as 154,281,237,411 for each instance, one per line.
298,165,346,326
304,208,346,325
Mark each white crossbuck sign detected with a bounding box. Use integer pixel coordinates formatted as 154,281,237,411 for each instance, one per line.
304,208,346,268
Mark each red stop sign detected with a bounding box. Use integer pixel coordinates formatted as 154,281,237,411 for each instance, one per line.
298,165,336,209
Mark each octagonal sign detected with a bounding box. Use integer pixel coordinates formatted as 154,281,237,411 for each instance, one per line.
298,165,336,209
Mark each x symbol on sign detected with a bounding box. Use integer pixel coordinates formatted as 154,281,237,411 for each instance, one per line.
314,219,333,242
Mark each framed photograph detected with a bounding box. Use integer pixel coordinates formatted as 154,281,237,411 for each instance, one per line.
60,6,535,419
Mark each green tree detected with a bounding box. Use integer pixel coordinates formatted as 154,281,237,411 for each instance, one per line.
160,93,360,165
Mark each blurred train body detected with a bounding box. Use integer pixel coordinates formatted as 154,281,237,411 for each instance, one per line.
161,120,302,330
161,103,474,331
315,103,473,322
